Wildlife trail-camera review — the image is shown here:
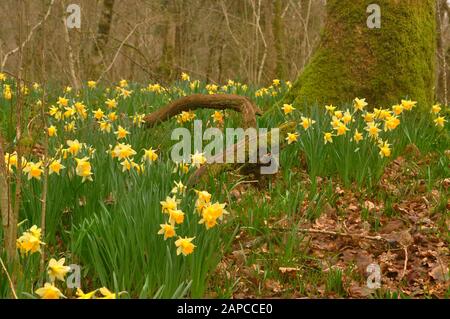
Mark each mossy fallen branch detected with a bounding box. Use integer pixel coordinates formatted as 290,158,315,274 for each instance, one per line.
187,121,297,185
144,94,300,185
144,94,263,184
144,94,262,128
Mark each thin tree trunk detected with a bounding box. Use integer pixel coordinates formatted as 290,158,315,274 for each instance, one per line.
273,0,285,79
90,0,115,80
159,0,177,81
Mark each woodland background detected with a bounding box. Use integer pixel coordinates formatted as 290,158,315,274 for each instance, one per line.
0,0,447,102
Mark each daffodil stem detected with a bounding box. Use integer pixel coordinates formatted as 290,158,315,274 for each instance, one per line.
39,88,49,277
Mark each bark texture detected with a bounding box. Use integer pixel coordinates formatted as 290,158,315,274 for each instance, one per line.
283,0,437,109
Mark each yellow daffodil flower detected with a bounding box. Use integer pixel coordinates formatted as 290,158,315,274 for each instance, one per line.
378,141,391,158
35,283,65,299
75,157,93,182
353,129,363,143
158,223,176,240
47,125,57,137
323,132,333,144
281,104,295,115
115,125,130,140
300,117,315,130
175,236,196,256
401,99,417,111
434,116,447,127
353,97,368,111
212,111,224,124
431,104,441,114
191,151,206,168
48,258,71,282
49,159,65,175
23,161,44,180
143,147,158,162
105,98,117,109
285,132,299,144
160,196,179,214
76,288,98,299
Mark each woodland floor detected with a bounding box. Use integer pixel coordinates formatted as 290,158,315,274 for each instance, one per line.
210,148,449,298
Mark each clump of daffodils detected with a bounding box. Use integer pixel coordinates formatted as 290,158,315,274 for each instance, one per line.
176,110,196,124
195,190,228,230
16,225,44,255
283,97,426,159
158,182,228,256
430,103,447,128
34,255,126,299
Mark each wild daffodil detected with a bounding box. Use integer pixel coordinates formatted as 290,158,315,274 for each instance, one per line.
23,161,44,180
431,104,441,114
115,125,130,140
158,223,176,240
300,117,315,130
281,104,295,115
353,129,363,143
76,288,98,299
160,196,179,214
143,147,158,162
75,157,93,182
35,283,65,299
323,132,333,144
434,116,447,127
353,97,368,111
175,236,196,256
191,151,206,168
378,141,391,158
401,99,417,111
286,132,299,144
49,159,65,175
48,258,71,282
47,125,57,137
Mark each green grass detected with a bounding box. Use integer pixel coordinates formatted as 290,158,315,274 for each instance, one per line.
0,76,449,299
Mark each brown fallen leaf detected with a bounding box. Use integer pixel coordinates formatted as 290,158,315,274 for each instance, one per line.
278,267,301,274
429,264,450,282
231,250,246,266
380,219,404,234
348,282,372,298
364,200,375,211
264,279,283,293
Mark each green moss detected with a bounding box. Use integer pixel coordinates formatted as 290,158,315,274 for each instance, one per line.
284,0,436,109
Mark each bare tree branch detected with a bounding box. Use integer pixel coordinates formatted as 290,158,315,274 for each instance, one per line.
1,0,55,71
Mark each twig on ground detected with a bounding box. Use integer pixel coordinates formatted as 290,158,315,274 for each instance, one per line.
399,245,409,281
271,226,389,242
0,257,18,299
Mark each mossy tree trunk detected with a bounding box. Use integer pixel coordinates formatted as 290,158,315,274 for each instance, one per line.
284,0,436,108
